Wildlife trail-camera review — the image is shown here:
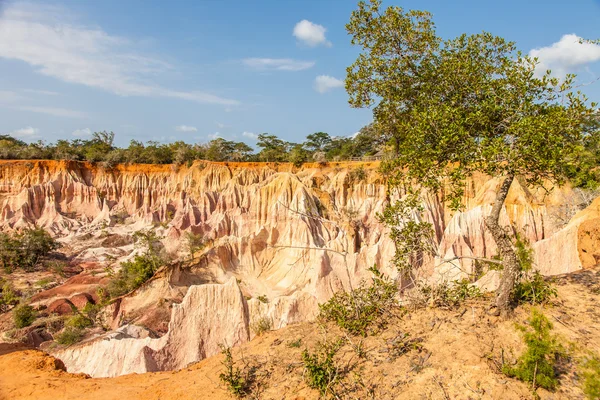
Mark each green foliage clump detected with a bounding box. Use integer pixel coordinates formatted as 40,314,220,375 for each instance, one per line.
302,340,343,398
503,309,562,391
319,266,397,336
107,253,162,297
184,231,205,261
347,165,367,183
0,280,20,313
250,315,272,336
66,313,93,329
411,279,482,309
107,229,167,298
13,304,36,329
219,346,249,398
55,327,84,346
377,194,436,275
515,271,557,305
582,354,600,399
256,295,268,304
0,228,59,272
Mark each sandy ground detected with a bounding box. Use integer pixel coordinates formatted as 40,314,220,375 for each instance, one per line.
1,270,599,400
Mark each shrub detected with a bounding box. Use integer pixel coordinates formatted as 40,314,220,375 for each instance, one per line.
0,228,59,272
66,313,93,329
347,165,367,183
302,340,343,397
319,266,397,337
515,271,557,305
582,354,600,399
503,309,562,391
406,280,482,310
0,280,20,312
107,253,164,297
13,304,36,328
256,295,268,304
55,327,84,346
250,315,272,336
219,346,249,398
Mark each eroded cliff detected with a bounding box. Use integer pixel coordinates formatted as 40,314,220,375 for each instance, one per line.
0,160,598,377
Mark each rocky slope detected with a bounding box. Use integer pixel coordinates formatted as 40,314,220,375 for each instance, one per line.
0,160,598,377
2,270,600,400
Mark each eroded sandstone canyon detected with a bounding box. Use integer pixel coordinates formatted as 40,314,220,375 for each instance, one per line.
1,159,598,377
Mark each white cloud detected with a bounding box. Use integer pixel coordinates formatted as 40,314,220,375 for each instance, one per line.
23,89,60,96
17,105,87,118
4,126,39,138
175,125,198,132
0,90,22,103
243,58,315,71
0,3,239,106
530,34,600,78
72,128,91,137
208,132,221,140
314,75,344,93
293,20,331,47
216,122,226,129
242,131,257,139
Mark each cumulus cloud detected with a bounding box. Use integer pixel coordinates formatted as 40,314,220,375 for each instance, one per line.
529,34,600,78
243,58,315,71
208,132,221,140
175,125,198,132
17,105,87,118
314,75,344,93
293,20,331,47
242,131,258,139
5,126,39,138
72,128,91,137
0,3,238,106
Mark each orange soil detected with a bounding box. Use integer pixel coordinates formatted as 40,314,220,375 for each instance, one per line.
2,272,599,400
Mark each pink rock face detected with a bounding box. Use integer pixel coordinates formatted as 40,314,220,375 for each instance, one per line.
1,160,598,377
47,299,75,315
68,293,94,309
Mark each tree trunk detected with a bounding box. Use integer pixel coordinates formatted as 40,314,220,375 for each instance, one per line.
484,174,520,316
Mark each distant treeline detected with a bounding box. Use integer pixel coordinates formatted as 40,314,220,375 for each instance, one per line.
0,125,386,167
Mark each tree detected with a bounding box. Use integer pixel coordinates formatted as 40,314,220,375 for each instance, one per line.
346,0,598,314
232,142,254,161
304,132,332,153
205,138,236,161
0,228,59,272
256,133,289,162
83,131,115,162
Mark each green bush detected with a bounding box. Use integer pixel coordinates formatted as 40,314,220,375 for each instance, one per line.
107,253,163,297
302,340,343,397
319,266,397,336
503,309,562,391
515,271,557,305
0,228,59,272
582,355,600,399
55,327,84,346
0,280,20,312
66,313,93,329
250,315,272,336
219,346,249,398
347,165,367,183
13,304,36,328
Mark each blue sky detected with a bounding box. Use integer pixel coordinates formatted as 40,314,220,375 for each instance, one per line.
1,0,599,147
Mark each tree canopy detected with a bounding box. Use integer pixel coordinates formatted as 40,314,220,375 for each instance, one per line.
346,0,599,313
